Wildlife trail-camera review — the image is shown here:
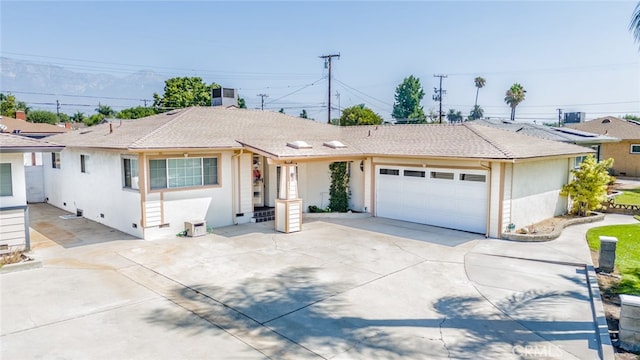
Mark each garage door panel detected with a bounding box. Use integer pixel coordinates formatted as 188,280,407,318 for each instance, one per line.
376,166,487,234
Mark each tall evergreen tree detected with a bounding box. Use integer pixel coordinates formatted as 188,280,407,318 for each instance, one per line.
391,75,426,123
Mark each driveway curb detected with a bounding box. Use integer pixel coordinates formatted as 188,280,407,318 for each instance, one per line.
0,260,42,274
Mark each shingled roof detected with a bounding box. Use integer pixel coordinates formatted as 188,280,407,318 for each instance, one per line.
0,132,64,152
566,116,640,140
0,116,70,137
45,107,593,161
472,118,619,144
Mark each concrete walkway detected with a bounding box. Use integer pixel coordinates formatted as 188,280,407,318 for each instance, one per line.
1,204,636,359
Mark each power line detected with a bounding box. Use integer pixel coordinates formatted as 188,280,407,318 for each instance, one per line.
264,77,324,105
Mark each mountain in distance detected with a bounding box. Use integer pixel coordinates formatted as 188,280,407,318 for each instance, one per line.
0,57,166,114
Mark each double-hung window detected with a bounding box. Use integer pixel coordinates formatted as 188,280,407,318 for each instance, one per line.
51,152,61,169
123,158,139,190
150,157,218,190
0,163,13,196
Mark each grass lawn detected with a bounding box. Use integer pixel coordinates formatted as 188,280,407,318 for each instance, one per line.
613,188,640,205
587,222,640,295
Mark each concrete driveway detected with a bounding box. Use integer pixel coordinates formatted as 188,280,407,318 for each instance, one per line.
2,204,637,359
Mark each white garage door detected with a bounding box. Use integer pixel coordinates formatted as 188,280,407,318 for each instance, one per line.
375,166,488,233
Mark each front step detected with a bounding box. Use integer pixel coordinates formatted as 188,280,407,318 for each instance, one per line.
251,208,275,223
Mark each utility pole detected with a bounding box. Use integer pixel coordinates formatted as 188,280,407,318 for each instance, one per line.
319,53,340,124
56,100,60,121
432,74,447,124
143,99,148,107
257,94,268,110
556,108,563,127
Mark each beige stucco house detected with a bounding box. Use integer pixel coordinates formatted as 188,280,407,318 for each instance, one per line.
566,116,640,177
42,107,593,240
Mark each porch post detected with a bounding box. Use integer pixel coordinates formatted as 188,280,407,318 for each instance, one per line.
275,163,302,233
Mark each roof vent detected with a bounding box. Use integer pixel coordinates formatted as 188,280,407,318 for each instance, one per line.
602,118,611,123
287,140,312,149
323,140,346,149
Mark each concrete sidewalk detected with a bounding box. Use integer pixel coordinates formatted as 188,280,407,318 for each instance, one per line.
1,204,635,359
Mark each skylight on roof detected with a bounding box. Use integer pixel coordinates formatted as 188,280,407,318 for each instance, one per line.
323,140,346,149
287,140,312,149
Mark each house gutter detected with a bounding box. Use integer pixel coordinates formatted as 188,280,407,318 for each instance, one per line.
231,149,244,225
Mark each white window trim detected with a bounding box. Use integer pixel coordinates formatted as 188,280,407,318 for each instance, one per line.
631,144,640,154
122,157,139,190
52,152,61,169
0,163,13,197
149,156,219,191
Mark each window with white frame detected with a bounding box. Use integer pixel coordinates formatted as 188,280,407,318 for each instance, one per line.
149,157,218,190
0,163,13,196
123,158,139,190
51,152,61,169
80,154,89,173
631,144,640,154
574,155,588,168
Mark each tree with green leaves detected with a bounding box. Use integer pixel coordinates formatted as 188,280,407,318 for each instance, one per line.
237,97,247,109
0,93,29,118
84,114,105,127
623,114,640,121
299,109,308,119
70,111,86,123
117,106,158,119
468,105,484,120
631,2,640,48
152,77,220,109
391,75,426,123
339,104,383,126
96,103,116,117
504,83,526,121
474,76,486,107
328,161,349,212
560,155,614,216
446,109,463,123
26,110,58,124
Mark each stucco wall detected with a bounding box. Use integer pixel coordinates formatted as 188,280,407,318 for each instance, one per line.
507,158,570,230
349,160,365,212
298,161,332,211
43,149,143,238
0,153,27,208
602,141,640,177
142,151,234,240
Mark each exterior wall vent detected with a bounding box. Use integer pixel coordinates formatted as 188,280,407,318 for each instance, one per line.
287,140,312,149
323,140,346,149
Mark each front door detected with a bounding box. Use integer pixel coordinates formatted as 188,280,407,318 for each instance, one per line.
253,155,264,207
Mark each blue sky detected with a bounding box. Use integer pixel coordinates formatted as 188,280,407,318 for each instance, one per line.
1,1,639,122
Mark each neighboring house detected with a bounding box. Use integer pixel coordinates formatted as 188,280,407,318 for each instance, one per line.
472,118,619,164
0,133,63,253
0,113,70,139
0,114,71,202
566,116,640,177
44,107,593,240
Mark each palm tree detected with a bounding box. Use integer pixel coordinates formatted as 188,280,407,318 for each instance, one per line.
631,2,640,47
446,109,463,123
468,105,484,120
473,76,486,107
504,83,526,121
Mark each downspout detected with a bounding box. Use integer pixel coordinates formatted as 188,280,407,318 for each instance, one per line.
479,161,491,238
231,149,244,225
